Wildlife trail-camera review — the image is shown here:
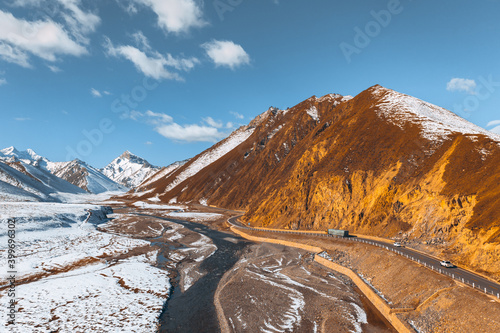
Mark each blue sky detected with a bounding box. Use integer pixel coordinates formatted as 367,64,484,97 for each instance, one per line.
0,0,499,168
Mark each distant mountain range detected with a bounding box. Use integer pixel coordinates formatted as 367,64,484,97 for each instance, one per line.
0,147,162,200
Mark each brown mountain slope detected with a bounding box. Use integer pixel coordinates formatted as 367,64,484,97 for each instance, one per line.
129,85,500,278
132,93,349,206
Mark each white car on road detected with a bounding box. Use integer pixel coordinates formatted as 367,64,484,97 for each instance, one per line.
440,260,454,268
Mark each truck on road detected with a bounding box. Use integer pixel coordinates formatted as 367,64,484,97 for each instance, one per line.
328,229,349,237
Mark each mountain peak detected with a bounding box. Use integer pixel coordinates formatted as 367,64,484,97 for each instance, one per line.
120,150,136,159
0,146,47,164
1,146,18,155
364,85,500,143
101,151,160,188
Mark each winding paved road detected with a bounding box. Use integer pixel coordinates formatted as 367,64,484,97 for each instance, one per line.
227,216,500,300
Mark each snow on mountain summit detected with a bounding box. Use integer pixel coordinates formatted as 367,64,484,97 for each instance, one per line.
0,146,50,167
101,151,160,188
372,86,500,143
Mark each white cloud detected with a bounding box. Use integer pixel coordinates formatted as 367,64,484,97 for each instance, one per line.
164,53,200,71
203,116,223,128
0,78,6,85
103,90,111,95
90,88,102,97
201,40,250,69
14,117,31,121
446,78,477,95
0,42,31,67
489,126,500,134
120,109,144,120
0,10,87,67
156,123,226,142
126,109,229,142
57,0,100,42
106,41,179,80
48,65,62,72
134,0,206,34
230,111,244,119
145,141,153,145
145,110,174,124
11,0,43,6
487,120,500,134
487,120,500,127
131,31,152,52
12,0,100,39
126,3,139,14
105,37,198,80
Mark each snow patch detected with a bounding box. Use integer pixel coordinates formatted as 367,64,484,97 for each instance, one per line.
306,106,319,122
133,201,184,210
166,212,223,221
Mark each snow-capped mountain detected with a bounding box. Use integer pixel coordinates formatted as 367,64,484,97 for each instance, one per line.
101,151,160,188
0,159,86,202
0,147,127,195
49,159,128,194
0,146,50,168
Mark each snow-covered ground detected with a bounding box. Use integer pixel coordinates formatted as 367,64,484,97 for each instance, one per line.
220,248,368,333
0,201,170,332
133,201,185,210
1,255,169,333
178,232,218,291
49,190,125,204
165,212,223,221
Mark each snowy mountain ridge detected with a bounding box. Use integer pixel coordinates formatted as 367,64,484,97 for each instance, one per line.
0,147,127,195
373,86,500,144
0,146,50,168
50,159,128,194
0,159,86,202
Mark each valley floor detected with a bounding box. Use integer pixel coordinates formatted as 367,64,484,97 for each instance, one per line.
0,196,392,332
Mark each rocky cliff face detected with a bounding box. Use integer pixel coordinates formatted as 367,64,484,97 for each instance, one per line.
130,85,500,278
